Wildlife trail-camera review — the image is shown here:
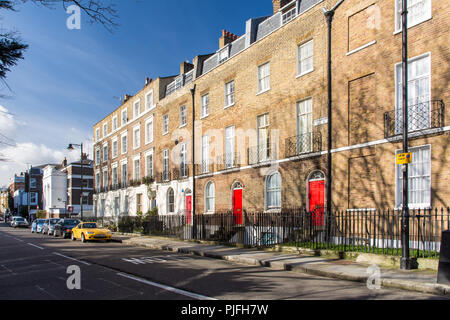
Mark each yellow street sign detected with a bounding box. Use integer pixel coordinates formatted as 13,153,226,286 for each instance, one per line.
397,152,412,165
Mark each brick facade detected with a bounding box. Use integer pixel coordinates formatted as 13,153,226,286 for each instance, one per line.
93,0,449,218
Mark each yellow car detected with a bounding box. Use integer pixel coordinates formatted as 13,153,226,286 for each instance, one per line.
71,222,112,243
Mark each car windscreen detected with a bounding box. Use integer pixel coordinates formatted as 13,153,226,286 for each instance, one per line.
16,218,24,222
82,223,97,229
49,219,60,225
63,220,80,226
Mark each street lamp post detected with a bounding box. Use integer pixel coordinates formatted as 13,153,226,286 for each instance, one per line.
401,0,412,270
68,143,84,221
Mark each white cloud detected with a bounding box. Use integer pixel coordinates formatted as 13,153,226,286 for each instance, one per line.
0,105,93,187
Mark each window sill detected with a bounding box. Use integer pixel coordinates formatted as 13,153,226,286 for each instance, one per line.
296,69,314,79
200,114,209,120
256,88,270,96
346,40,377,56
224,103,235,110
162,132,169,136
179,124,187,129
393,17,432,35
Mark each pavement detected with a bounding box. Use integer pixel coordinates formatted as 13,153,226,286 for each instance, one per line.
115,233,450,297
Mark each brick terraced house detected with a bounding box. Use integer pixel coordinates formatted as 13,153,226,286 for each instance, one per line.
93,0,449,219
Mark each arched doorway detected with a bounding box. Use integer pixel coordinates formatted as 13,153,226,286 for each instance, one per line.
307,171,325,226
231,181,243,225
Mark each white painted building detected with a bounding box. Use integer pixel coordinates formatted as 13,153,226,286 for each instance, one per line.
42,165,67,216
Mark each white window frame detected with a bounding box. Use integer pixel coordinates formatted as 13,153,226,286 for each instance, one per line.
265,172,282,210
205,181,215,213
297,39,314,77
112,164,118,187
133,156,141,182
163,114,169,135
121,133,128,155
134,99,141,119
103,123,108,138
112,137,118,159
167,188,175,214
163,149,169,181
395,0,432,33
145,151,154,178
257,62,271,94
102,143,108,163
95,148,101,165
121,109,128,126
394,53,431,134
102,168,108,188
225,126,235,169
121,161,128,187
145,116,154,145
133,126,141,150
225,80,235,108
112,116,118,131
145,89,155,111
218,46,229,64
202,135,210,174
395,145,431,209
95,128,100,142
180,105,187,127
201,94,210,119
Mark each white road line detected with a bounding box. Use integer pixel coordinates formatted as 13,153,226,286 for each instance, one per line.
27,243,44,250
53,252,91,266
116,272,217,301
14,238,24,242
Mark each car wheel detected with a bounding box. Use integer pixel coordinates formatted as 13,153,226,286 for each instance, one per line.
62,232,66,239
81,233,86,243
53,230,57,237
71,233,76,241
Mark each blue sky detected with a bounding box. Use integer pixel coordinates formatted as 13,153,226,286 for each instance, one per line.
0,0,273,186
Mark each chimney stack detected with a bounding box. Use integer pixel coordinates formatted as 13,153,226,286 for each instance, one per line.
145,77,152,85
272,0,291,13
124,94,131,103
219,30,239,49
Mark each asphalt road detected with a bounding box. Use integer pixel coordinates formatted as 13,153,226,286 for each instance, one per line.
0,223,447,301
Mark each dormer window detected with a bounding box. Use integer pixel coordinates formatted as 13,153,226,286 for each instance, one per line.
218,47,229,64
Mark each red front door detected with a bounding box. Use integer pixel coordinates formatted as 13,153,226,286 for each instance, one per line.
186,195,192,224
232,189,243,225
309,180,325,226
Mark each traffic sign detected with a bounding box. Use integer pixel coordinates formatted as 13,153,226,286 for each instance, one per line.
397,152,412,165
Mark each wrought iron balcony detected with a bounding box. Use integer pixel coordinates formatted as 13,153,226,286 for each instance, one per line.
285,132,322,158
384,100,445,138
173,164,189,180
196,161,215,175
216,152,241,172
248,143,277,165
160,170,171,183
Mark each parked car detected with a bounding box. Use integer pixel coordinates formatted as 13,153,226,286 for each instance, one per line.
10,216,23,227
43,218,61,235
31,219,46,233
11,217,29,228
53,219,81,238
71,222,112,243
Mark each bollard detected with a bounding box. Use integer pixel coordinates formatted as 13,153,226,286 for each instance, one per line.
437,231,450,285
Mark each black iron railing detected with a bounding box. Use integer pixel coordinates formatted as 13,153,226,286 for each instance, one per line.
216,153,241,171
160,171,171,183
285,132,322,158
113,208,450,258
248,143,277,165
384,100,445,138
196,161,214,175
173,164,189,180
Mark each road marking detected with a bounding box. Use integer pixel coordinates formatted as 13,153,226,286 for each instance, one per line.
53,252,91,266
14,237,24,242
116,272,217,301
27,243,44,250
1,264,17,276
